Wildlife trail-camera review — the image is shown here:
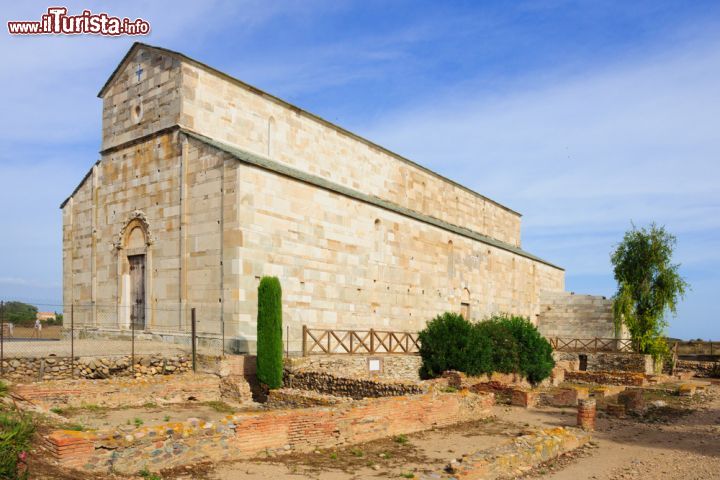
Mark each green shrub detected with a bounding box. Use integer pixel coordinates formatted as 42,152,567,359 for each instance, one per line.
497,315,555,383
418,312,555,384
0,412,34,479
257,276,283,389
475,319,520,374
418,312,491,378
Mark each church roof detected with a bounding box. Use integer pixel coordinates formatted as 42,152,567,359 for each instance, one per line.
181,128,563,271
97,42,522,218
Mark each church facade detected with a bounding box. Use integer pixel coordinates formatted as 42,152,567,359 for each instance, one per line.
62,43,565,353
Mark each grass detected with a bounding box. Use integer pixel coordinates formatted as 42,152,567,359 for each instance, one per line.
203,401,235,414
0,411,34,479
163,415,170,422
393,434,409,445
350,448,364,457
60,422,85,431
134,417,144,427
329,452,338,460
399,473,415,478
138,467,162,480
49,407,64,415
0,381,8,397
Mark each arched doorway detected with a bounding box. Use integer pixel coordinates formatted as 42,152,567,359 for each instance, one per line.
126,227,146,330
115,211,153,330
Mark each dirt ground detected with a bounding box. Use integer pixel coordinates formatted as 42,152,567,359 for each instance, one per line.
27,381,720,479
8,325,62,340
518,381,720,480
60,402,243,430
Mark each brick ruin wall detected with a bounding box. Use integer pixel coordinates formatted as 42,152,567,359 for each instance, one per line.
45,391,494,473
12,373,221,410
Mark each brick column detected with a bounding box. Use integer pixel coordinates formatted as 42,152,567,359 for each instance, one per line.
44,431,95,468
576,398,596,431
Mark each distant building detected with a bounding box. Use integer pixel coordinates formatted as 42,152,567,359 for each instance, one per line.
36,311,56,322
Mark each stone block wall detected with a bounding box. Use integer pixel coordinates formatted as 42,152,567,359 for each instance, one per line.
0,353,192,382
564,370,647,386
537,291,619,339
553,351,654,374
45,391,494,474
179,57,523,247
284,354,421,382
675,360,719,378
266,388,351,408
283,370,426,399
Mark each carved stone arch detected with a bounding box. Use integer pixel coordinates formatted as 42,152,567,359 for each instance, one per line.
114,210,154,250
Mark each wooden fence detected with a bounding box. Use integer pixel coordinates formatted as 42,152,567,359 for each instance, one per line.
549,337,633,353
302,326,420,355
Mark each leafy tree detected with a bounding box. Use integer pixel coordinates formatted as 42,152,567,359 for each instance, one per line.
611,224,688,360
0,301,38,327
256,277,283,389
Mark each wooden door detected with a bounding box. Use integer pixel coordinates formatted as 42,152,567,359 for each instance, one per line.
129,254,146,330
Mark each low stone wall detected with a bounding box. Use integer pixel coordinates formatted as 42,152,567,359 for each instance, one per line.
432,426,590,480
12,373,220,410
45,390,495,474
675,360,719,378
284,354,421,381
283,370,426,399
553,351,653,374
218,375,255,404
442,370,531,390
0,353,193,382
564,370,647,386
266,388,351,408
539,386,589,407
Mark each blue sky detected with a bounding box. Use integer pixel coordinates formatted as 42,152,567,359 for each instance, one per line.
1,1,718,339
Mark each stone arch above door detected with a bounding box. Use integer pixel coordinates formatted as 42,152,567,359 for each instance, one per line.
114,210,154,251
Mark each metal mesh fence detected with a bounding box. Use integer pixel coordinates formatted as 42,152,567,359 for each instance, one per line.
0,301,234,377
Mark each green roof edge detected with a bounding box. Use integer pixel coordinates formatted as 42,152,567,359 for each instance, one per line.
182,129,563,271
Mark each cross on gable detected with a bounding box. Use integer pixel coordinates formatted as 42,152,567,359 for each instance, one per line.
135,64,144,82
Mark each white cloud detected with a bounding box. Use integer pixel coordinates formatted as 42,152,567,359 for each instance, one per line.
358,32,720,279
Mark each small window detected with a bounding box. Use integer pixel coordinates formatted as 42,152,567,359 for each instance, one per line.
460,302,470,319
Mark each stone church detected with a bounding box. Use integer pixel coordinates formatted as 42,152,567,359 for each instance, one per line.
62,43,605,354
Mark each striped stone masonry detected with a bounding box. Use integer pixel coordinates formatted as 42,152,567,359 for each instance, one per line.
537,291,618,339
